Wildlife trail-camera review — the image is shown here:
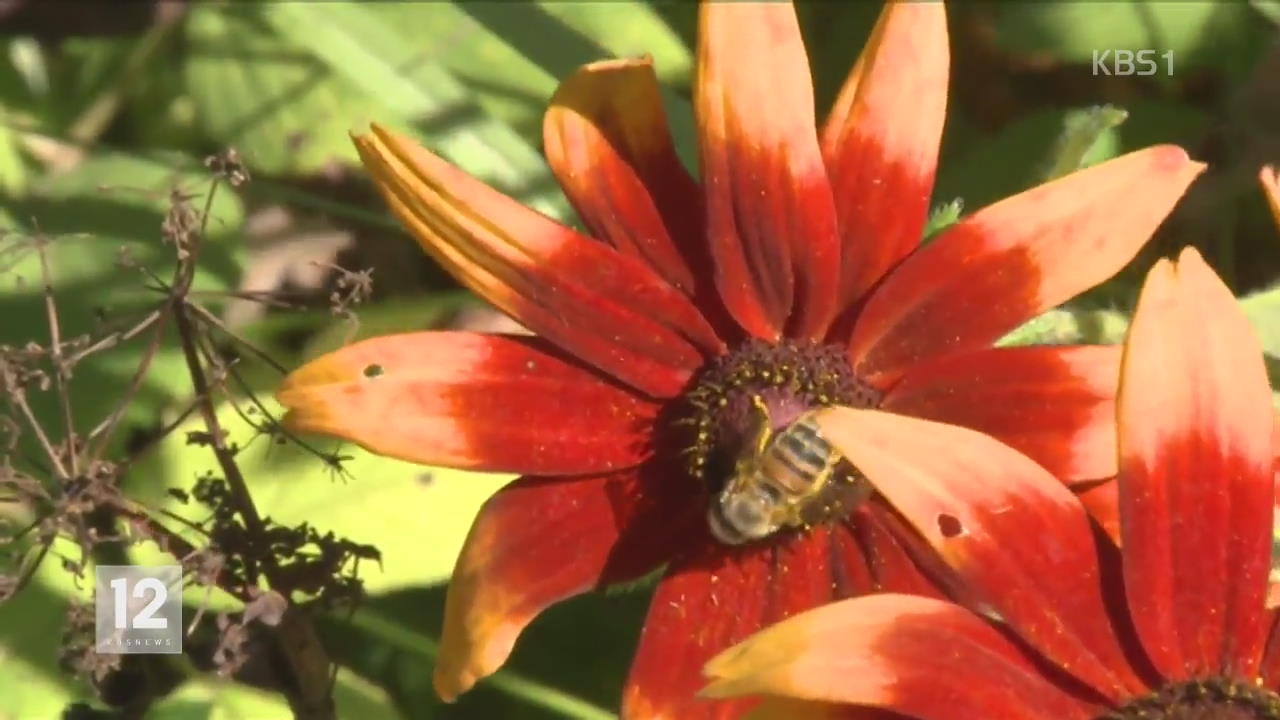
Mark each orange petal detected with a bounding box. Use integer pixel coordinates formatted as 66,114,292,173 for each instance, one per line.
821,0,949,305
884,345,1120,482
351,124,724,398
701,594,1091,720
276,332,658,474
696,2,841,340
813,408,1146,702
851,146,1205,386
435,464,700,701
1262,165,1280,229
543,57,704,296
1117,247,1274,681
1074,478,1122,546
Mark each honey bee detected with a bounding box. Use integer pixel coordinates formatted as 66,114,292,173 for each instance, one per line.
708,398,863,545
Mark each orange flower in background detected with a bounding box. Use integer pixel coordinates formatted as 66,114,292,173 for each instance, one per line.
1263,165,1280,226
277,1,1203,717
703,247,1277,719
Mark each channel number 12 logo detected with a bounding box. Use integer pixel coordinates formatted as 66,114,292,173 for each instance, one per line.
95,566,183,654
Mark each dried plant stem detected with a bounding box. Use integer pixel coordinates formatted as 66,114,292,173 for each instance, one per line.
11,389,67,480
166,179,335,720
34,236,77,477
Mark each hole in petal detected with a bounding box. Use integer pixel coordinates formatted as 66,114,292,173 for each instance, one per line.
937,513,964,538
362,363,385,379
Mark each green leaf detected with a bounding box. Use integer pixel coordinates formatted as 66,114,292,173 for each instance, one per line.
182,6,386,176
258,2,570,220
936,107,1094,213
1253,0,1280,25
993,2,1261,74
1039,105,1127,182
997,307,1131,348
1241,282,1280,358
129,398,513,598
922,198,964,241
150,668,401,720
0,539,98,720
345,604,614,717
934,100,1202,216
0,152,245,451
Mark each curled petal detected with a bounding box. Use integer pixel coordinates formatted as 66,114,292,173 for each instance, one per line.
1074,479,1122,546
822,0,949,305
543,57,704,296
1262,165,1280,229
277,332,658,475
697,2,841,340
623,527,852,720
702,594,1093,720
435,463,700,701
884,345,1120,482
352,124,724,398
1118,247,1274,681
814,408,1146,702
851,146,1205,385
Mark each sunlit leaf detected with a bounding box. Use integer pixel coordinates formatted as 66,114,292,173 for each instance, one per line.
150,668,402,720
1039,105,1127,182
182,6,385,176
129,398,513,597
922,198,964,241
0,539,98,719
0,153,244,453
1242,282,1280,358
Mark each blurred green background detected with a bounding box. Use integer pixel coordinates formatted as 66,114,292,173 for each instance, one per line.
1,1,1279,718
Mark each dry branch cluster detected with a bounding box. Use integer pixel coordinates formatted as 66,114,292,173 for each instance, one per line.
0,150,377,719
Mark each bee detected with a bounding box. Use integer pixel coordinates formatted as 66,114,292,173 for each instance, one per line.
708,397,863,545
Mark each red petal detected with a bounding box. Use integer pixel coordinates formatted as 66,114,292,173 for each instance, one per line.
622,526,851,719
821,0,949,305
735,699,874,719
1259,617,1280,688
543,57,704,297
696,2,841,340
434,462,700,701
851,501,948,599
702,594,1094,720
352,124,724,398
883,345,1120,482
1118,248,1275,681
277,332,658,474
850,147,1205,385
814,408,1147,703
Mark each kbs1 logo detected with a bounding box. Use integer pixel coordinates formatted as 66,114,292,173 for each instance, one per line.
1092,49,1174,76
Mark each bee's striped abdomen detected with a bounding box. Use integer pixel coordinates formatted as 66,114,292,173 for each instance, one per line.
762,416,834,494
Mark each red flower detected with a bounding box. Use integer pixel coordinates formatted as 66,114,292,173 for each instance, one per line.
277,2,1203,717
702,246,1278,720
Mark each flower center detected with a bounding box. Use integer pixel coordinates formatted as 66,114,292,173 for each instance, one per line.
1100,677,1280,720
673,339,882,545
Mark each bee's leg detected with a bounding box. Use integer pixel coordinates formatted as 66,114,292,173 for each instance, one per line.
723,396,772,497
748,395,773,457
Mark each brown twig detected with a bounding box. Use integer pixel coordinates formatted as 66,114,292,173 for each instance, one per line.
33,234,77,476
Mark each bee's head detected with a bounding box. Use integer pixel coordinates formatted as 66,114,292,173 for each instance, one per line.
707,483,785,545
